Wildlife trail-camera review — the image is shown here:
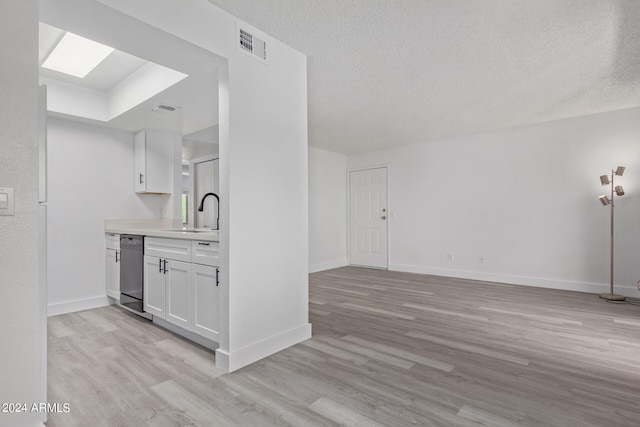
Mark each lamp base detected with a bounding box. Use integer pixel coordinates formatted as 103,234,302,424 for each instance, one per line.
598,293,626,301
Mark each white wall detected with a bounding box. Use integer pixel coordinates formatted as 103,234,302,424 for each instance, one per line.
0,1,43,426
47,118,169,315
348,107,640,296
92,0,311,372
309,147,348,272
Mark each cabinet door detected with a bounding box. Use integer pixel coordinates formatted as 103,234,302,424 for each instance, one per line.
134,130,176,194
165,260,192,330
106,249,120,300
144,255,166,318
145,130,174,194
192,264,219,341
134,131,146,193
191,240,219,267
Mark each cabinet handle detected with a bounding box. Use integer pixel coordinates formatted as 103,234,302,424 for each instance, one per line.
158,258,162,273
216,267,220,287
139,173,144,184
115,251,119,263
163,259,168,274
198,242,210,246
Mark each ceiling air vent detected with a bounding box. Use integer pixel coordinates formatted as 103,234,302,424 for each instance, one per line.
238,26,267,63
152,104,181,114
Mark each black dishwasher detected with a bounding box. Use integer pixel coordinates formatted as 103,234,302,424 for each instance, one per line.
119,235,147,317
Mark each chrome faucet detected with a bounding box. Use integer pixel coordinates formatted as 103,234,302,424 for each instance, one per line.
198,192,219,230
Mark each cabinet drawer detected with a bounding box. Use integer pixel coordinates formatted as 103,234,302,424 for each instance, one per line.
145,237,192,262
106,233,120,250
191,240,219,266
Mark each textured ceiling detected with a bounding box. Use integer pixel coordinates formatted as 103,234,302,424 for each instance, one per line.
207,0,640,154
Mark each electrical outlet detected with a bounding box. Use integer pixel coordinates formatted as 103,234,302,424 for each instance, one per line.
479,256,485,263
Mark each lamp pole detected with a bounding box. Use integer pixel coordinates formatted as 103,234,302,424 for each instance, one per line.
609,169,615,298
599,167,626,301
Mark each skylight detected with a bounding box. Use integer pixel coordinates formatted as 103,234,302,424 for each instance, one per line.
42,32,115,78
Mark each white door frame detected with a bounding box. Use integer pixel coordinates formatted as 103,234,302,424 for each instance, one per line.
347,165,390,269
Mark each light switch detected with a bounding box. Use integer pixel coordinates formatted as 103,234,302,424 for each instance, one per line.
0,187,15,216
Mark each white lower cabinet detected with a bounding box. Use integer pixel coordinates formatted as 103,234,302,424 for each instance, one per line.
144,255,166,318
106,248,120,300
192,263,219,341
143,237,219,343
144,255,192,328
106,233,120,300
165,260,192,330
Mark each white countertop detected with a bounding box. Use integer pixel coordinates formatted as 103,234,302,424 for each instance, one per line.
105,219,219,242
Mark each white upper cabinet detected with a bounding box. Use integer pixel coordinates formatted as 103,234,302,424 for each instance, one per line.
134,130,178,194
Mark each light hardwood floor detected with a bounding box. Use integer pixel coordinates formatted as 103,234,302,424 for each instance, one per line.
47,267,640,426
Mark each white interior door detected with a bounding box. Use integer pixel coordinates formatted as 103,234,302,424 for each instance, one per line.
349,168,388,268
194,158,219,229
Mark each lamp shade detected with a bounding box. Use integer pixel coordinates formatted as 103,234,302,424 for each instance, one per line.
615,166,626,176
615,185,625,196
599,195,611,205
600,175,610,185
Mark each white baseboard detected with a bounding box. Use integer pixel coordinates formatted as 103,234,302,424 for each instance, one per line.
389,263,639,297
47,295,111,317
309,259,348,273
215,348,230,372
222,323,312,373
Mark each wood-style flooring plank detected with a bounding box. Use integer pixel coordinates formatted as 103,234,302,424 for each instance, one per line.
47,267,640,426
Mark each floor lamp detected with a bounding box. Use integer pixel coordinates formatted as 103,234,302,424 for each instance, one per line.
598,166,626,301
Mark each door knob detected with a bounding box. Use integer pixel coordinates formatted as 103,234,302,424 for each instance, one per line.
381,215,386,220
